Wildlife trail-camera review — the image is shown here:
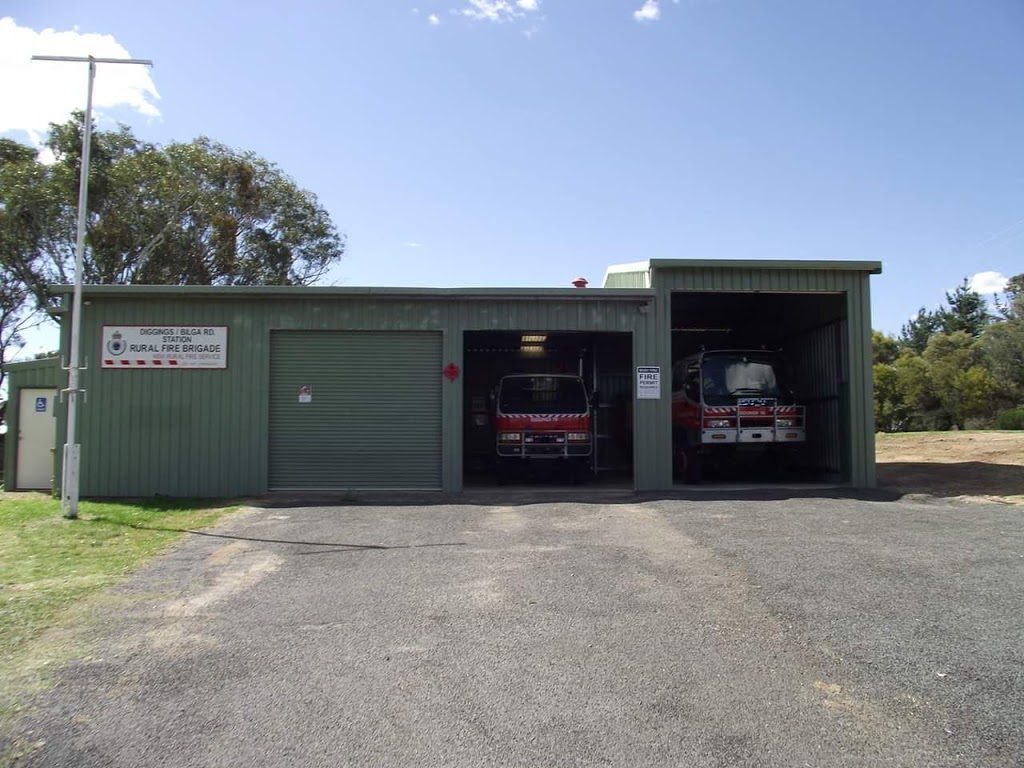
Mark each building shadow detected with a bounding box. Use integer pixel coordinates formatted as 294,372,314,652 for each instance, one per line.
875,461,1024,500
248,485,902,508
83,516,466,554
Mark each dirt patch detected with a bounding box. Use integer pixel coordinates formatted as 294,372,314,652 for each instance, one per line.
876,431,1024,505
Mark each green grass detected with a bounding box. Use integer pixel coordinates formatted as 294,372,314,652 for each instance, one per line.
0,494,236,724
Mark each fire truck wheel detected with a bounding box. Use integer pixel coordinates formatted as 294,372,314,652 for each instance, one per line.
495,462,510,486
676,445,702,484
569,462,588,485
764,450,789,478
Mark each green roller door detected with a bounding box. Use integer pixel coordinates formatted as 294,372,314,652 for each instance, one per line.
269,331,442,490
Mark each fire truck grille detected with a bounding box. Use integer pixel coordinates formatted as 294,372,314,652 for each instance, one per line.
525,433,565,444
527,446,565,456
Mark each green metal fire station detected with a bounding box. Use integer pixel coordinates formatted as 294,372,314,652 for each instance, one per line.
3,258,881,496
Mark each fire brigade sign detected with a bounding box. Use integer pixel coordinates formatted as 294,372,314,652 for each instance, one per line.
636,366,661,399
102,326,228,368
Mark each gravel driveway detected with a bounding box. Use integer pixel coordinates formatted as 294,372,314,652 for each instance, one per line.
8,492,1024,767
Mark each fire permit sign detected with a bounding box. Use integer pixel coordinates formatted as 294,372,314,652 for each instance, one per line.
636,366,661,399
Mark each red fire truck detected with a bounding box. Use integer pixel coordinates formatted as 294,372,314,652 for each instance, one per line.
671,350,805,482
494,374,593,482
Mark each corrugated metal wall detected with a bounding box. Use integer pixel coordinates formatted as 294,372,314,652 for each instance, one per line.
788,319,847,479
603,270,650,289
50,264,877,497
61,293,657,496
845,273,876,486
658,267,859,293
595,372,633,471
4,358,63,387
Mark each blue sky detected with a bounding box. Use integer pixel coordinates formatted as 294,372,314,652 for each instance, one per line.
2,0,1023,349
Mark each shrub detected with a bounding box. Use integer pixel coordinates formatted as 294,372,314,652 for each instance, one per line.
996,408,1024,430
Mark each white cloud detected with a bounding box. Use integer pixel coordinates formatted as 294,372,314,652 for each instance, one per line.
459,0,541,22
404,241,425,248
0,17,160,144
428,13,441,25
633,0,661,22
970,271,1010,296
36,145,57,165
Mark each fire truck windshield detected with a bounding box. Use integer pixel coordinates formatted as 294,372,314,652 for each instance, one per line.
702,355,787,405
498,376,589,414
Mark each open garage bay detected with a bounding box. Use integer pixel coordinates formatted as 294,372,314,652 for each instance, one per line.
671,291,849,485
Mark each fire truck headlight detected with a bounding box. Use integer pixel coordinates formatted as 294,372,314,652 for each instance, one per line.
776,418,795,427
498,432,522,442
567,432,590,442
706,419,732,428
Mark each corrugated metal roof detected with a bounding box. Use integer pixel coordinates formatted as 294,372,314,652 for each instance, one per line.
650,258,882,274
2,356,61,375
51,285,656,300
604,258,882,275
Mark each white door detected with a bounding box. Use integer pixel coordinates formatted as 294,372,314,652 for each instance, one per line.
17,388,57,490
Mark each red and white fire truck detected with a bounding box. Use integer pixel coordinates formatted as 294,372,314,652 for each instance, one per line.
494,374,593,482
671,349,805,482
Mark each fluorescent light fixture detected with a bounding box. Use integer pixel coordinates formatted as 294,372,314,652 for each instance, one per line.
520,345,545,354
521,334,547,343
671,328,733,333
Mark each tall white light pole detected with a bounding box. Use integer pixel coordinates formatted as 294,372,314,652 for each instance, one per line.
31,55,153,519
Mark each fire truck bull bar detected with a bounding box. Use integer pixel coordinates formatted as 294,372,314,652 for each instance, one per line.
700,406,806,445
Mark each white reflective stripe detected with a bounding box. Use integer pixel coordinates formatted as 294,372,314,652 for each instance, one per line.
501,413,587,419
